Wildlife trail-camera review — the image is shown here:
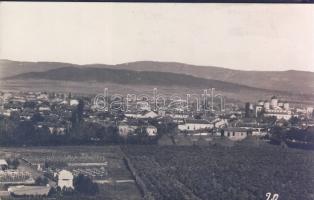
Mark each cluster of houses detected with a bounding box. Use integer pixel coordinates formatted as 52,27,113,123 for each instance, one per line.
1,91,313,143
0,91,313,198
0,91,79,135
0,92,300,141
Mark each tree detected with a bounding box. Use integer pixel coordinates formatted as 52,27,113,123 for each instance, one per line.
35,176,49,186
77,99,84,123
9,111,20,121
289,116,300,126
31,113,44,123
23,101,36,109
73,174,99,195
71,99,84,128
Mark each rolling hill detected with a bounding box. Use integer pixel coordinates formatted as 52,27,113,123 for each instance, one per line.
1,59,313,94
4,66,269,93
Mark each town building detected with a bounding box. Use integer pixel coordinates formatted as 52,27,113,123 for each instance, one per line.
146,125,157,136
70,99,79,106
124,111,159,119
178,119,213,131
254,97,292,120
58,170,74,189
118,122,138,137
222,127,248,141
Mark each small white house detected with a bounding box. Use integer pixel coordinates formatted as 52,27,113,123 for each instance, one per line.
38,106,51,112
146,125,157,136
58,170,74,189
118,123,138,137
70,99,79,106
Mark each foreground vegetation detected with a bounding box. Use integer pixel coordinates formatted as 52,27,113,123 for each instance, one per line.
123,144,314,200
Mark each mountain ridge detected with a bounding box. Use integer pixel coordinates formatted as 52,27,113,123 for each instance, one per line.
1,59,313,94
4,66,274,94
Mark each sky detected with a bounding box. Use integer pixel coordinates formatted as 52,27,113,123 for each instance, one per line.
0,2,313,71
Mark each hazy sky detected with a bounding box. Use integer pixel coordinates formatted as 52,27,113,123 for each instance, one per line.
0,2,313,71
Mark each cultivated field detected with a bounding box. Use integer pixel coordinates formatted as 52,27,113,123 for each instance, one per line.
123,143,314,200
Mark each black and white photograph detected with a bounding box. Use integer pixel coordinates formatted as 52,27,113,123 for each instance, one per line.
0,2,313,200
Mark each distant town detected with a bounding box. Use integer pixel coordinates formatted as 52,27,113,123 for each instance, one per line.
0,89,313,199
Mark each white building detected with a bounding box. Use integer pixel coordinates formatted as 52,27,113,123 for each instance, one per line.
38,106,51,112
146,125,157,136
270,96,278,108
306,107,314,118
264,101,270,110
257,97,292,120
58,170,74,189
283,102,290,110
178,119,213,131
168,113,189,119
251,128,268,137
48,127,66,135
70,99,79,106
223,127,248,141
37,94,49,101
264,110,292,120
118,123,138,137
124,111,158,119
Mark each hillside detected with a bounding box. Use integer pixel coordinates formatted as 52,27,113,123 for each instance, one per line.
110,61,314,94
4,66,269,93
1,60,313,94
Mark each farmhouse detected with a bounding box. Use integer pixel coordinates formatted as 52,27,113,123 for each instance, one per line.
58,170,74,189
